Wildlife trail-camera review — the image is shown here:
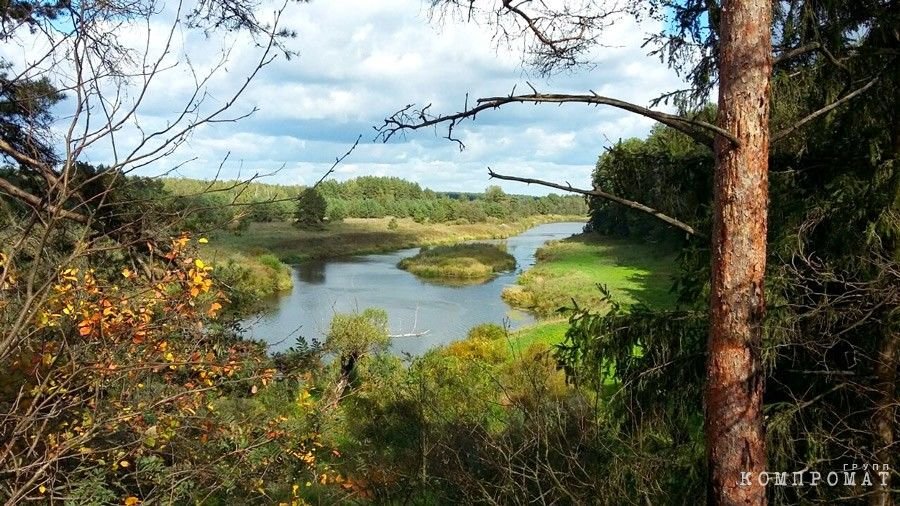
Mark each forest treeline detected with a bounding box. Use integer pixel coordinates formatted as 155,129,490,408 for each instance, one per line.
163,176,587,229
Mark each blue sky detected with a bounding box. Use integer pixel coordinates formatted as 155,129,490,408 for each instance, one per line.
8,0,688,195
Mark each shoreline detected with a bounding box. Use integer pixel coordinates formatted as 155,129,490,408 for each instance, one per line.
207,216,585,315
207,214,586,264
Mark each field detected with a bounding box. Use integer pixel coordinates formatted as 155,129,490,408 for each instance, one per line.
502,234,677,316
398,243,516,280
201,215,584,263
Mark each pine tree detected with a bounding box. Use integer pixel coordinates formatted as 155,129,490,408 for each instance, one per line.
295,187,327,229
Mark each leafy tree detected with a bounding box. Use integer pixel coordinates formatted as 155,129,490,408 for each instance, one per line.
0,0,301,500
325,309,391,406
326,308,390,361
295,187,327,229
325,197,348,222
483,185,507,203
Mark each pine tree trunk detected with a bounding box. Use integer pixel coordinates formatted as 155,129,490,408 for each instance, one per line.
706,1,772,504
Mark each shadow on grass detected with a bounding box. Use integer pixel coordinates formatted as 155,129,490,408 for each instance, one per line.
554,234,678,309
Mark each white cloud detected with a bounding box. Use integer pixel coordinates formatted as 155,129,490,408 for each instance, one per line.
14,0,688,195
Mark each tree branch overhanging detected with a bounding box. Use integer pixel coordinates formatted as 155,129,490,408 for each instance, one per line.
313,134,361,188
0,176,88,223
772,76,880,143
487,167,702,237
376,87,740,149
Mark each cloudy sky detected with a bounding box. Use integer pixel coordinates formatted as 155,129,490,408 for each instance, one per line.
14,0,689,195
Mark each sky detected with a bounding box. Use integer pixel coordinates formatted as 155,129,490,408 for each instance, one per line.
7,0,689,195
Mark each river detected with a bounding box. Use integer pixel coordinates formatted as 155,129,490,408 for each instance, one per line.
242,221,585,355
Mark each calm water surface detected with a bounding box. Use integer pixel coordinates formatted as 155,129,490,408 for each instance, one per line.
242,221,585,355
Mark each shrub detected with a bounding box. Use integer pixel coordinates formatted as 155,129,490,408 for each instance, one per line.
467,323,507,341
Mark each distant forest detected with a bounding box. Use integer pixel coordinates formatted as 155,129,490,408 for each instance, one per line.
163,175,587,229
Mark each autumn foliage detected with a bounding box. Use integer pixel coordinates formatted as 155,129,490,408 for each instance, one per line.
0,235,341,504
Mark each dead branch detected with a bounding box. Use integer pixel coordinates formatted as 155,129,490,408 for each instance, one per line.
487,167,701,237
772,76,880,143
314,134,362,188
377,88,738,149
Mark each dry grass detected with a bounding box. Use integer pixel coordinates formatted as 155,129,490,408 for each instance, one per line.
202,215,584,263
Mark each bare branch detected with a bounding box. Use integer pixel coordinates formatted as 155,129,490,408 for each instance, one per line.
0,177,88,223
314,134,362,188
773,42,821,65
772,76,879,143
378,89,738,148
487,167,701,237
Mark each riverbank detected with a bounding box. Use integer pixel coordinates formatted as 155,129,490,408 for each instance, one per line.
202,216,584,303
428,233,677,374
501,233,677,317
204,215,585,264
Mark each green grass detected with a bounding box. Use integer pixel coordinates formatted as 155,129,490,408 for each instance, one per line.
502,233,676,316
398,243,516,280
202,215,584,263
507,320,570,353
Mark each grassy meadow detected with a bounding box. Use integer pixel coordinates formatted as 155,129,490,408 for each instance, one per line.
502,233,677,317
398,243,516,280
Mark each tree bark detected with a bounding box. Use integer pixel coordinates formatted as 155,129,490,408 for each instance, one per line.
871,332,898,506
706,1,772,505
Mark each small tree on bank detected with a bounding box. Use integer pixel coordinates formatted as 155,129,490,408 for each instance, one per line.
295,187,327,229
324,308,390,407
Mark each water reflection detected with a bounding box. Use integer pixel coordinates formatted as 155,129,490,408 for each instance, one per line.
296,259,326,284
242,221,585,355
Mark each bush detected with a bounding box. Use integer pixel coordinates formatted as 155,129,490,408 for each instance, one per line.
213,253,292,312
467,323,507,341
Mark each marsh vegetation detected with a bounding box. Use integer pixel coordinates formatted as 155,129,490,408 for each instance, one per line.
398,243,516,281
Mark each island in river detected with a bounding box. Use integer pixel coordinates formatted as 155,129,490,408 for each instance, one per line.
397,243,517,281
240,221,586,355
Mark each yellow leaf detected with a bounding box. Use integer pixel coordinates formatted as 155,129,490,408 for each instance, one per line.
38,485,46,494
124,496,140,506
194,259,205,269
121,268,132,279
207,302,223,317
120,460,130,468
198,237,208,244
